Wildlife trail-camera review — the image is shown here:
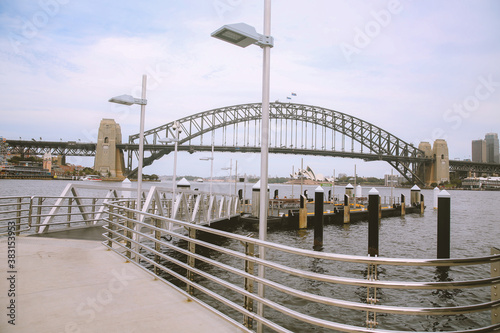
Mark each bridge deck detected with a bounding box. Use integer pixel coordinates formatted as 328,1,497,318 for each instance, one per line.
0,236,245,333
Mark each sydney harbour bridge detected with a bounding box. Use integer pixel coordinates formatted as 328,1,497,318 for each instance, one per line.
5,102,500,186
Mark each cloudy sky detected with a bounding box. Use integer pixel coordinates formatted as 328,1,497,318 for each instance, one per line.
1,0,499,179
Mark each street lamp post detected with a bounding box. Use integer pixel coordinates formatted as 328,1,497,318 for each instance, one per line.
108,75,147,212
199,139,214,196
211,1,273,329
172,121,181,200
221,159,232,196
159,123,181,203
234,160,238,197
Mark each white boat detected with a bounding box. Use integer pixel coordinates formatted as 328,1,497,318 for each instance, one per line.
82,175,102,181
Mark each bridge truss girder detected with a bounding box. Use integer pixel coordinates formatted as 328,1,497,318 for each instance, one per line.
127,102,429,185
449,160,500,174
5,140,96,157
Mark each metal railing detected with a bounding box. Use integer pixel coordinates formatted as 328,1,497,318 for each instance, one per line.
0,195,110,236
0,183,240,236
102,200,500,333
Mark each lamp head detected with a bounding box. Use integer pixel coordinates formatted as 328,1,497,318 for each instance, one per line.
108,94,147,105
211,23,261,48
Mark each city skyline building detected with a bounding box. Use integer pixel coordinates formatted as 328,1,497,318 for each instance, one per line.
471,139,486,163
485,133,499,163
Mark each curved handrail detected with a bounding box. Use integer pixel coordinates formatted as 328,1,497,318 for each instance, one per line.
103,201,500,332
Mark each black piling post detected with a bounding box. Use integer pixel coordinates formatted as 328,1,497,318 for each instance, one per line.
437,190,451,259
368,188,380,257
314,186,324,251
420,193,425,214
400,194,406,216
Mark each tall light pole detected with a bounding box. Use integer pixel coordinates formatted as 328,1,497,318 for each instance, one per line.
211,1,273,329
160,122,181,202
221,159,232,196
108,75,147,211
172,121,181,200
199,138,214,197
234,159,238,197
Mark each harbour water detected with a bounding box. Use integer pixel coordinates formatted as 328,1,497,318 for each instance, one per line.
1,179,498,331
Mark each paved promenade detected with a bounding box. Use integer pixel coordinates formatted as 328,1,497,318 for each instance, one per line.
0,236,246,333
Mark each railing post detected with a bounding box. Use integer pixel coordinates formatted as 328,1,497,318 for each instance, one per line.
126,201,133,260
244,239,255,329
154,218,161,276
91,198,97,225
492,247,499,325
67,198,72,228
437,190,451,259
28,197,33,230
187,227,196,295
36,197,42,233
15,197,22,236
366,261,379,328
107,204,114,248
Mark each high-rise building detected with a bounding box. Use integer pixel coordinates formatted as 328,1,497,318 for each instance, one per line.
485,133,499,163
471,139,486,163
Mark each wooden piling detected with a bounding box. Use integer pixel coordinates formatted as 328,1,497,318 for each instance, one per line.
299,195,307,229
410,185,420,206
343,194,350,224
433,187,439,210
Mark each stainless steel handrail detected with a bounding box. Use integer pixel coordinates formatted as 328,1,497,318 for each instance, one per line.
1,193,498,332
102,201,500,332
106,201,500,267
103,222,500,315
105,208,500,290
0,195,109,236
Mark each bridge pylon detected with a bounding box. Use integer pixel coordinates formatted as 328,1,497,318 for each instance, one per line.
418,139,449,186
94,119,125,180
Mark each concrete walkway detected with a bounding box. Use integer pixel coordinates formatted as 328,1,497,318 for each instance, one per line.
0,237,246,333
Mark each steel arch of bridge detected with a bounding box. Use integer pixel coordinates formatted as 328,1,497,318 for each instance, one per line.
128,102,430,184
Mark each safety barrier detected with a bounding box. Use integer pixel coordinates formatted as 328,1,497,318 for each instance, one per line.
0,183,239,236
102,200,500,332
